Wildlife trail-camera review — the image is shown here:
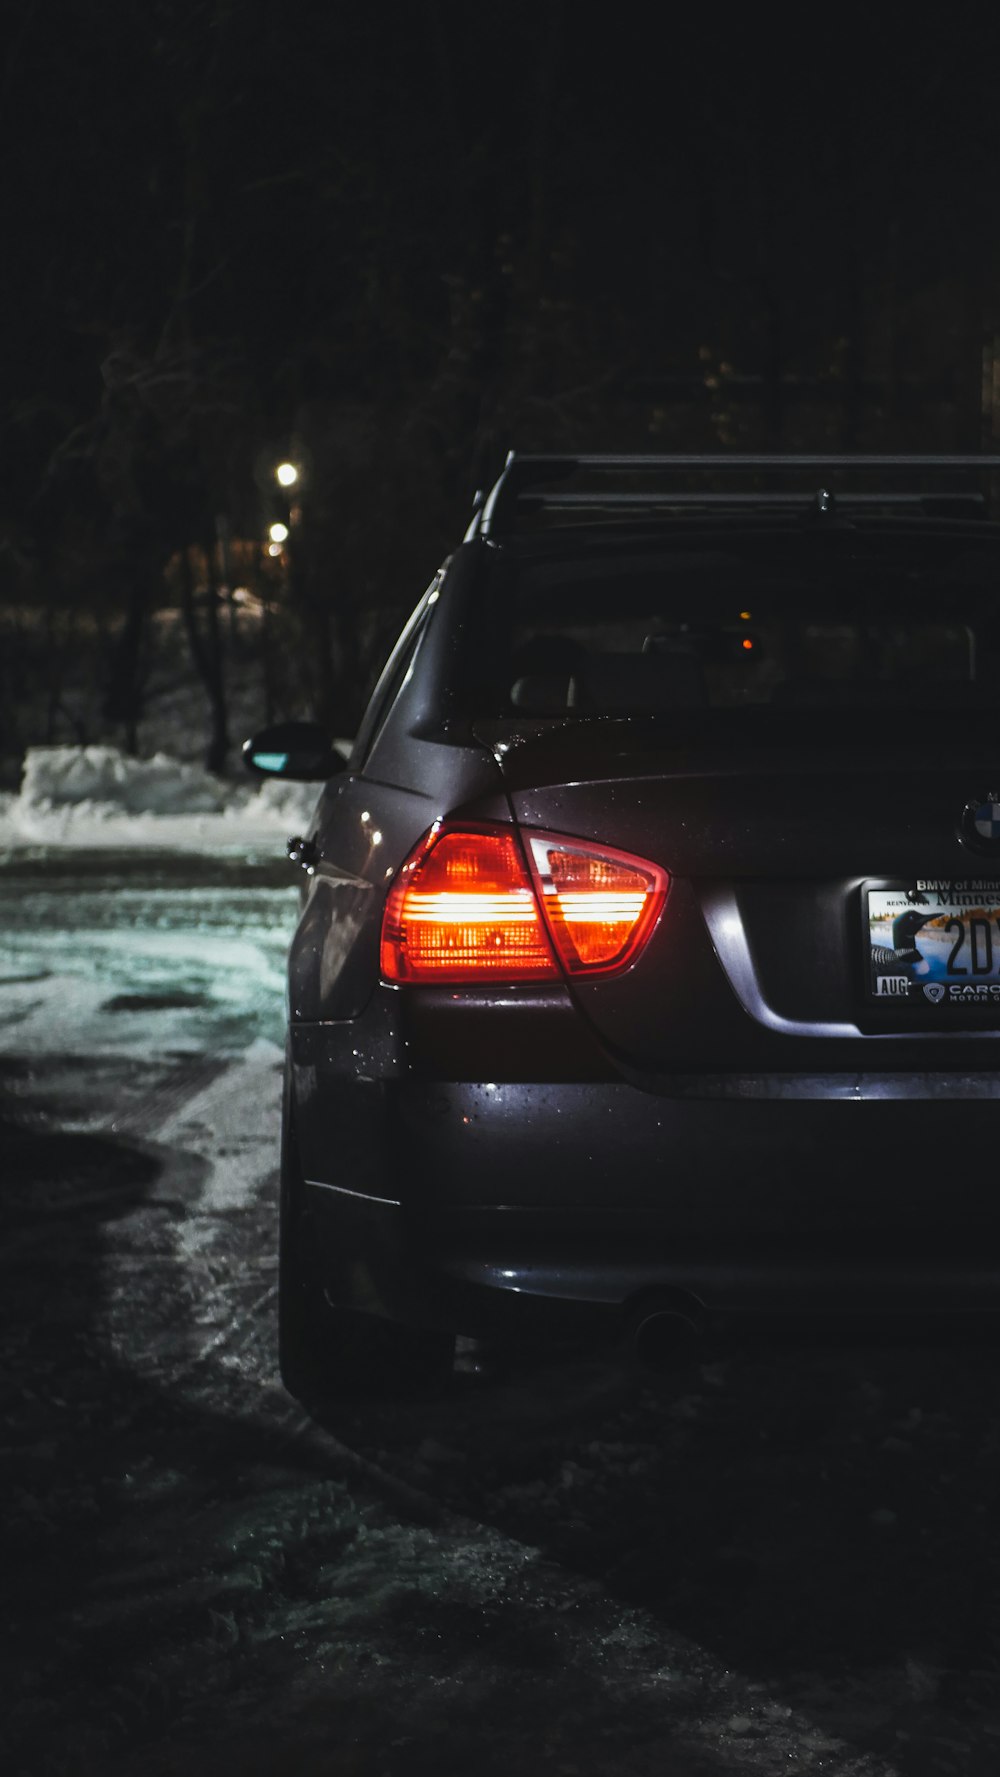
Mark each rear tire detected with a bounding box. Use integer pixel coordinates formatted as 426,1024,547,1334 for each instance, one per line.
278,1069,454,1406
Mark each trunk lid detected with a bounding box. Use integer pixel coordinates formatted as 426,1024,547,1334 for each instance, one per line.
477,714,1000,1068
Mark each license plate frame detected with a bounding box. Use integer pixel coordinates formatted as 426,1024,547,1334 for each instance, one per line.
863,878,1000,1009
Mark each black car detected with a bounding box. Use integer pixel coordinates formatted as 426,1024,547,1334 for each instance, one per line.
246,451,1000,1403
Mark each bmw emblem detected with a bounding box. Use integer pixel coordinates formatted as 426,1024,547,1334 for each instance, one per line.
959,792,1000,855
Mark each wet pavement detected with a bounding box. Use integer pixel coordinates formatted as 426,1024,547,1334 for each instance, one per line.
2,853,1000,1775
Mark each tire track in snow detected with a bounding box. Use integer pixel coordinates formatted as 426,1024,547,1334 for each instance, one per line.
108,1055,231,1140
93,1043,285,1396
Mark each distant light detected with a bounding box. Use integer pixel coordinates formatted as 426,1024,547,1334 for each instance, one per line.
269,521,289,543
742,637,754,650
739,610,752,621
276,462,299,487
267,542,282,557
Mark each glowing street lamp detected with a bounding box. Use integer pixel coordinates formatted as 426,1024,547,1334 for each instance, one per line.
275,461,299,488
269,521,289,544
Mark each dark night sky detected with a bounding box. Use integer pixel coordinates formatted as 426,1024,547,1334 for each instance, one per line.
4,8,996,431
3,3,1000,722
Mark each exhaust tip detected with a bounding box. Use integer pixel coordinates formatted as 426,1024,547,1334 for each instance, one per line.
627,1293,705,1370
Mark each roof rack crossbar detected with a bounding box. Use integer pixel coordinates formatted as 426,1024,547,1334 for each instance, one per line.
475,451,1000,538
503,451,1000,471
526,490,986,511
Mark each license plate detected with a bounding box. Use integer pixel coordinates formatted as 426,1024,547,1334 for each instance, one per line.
865,880,1000,1006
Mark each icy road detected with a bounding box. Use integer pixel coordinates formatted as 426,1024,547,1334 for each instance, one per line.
2,850,999,1776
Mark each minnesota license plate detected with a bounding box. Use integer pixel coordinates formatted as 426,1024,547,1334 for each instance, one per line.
865,880,1000,1006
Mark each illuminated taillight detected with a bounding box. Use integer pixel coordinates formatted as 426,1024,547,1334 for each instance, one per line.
525,833,668,975
380,825,558,983
381,824,668,985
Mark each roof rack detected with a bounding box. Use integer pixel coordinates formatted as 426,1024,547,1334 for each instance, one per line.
468,452,1000,540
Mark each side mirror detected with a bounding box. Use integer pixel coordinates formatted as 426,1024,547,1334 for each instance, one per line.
242,721,346,782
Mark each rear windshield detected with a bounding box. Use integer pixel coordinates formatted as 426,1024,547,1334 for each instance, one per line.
468,529,1000,719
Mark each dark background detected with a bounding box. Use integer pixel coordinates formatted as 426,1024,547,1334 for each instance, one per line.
2,2,998,769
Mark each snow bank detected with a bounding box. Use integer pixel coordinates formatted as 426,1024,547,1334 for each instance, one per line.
0,744,340,850
22,746,235,815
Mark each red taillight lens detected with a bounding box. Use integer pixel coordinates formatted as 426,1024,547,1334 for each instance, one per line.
525,833,668,975
381,824,669,985
380,825,558,983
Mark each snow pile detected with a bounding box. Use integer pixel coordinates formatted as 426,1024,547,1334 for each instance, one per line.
21,746,233,815
0,744,336,850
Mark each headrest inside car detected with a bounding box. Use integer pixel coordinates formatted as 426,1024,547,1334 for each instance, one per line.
510,673,574,713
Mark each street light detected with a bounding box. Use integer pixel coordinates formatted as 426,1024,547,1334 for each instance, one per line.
269,521,289,544
275,461,299,488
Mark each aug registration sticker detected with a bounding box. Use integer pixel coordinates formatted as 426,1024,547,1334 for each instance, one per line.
865,881,1000,1006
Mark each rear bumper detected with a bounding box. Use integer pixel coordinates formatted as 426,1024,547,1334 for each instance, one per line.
292,1058,1000,1333
384,1078,1000,1224
302,1181,1000,1333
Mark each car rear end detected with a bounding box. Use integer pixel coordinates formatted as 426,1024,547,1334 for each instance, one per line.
292,455,1000,1349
